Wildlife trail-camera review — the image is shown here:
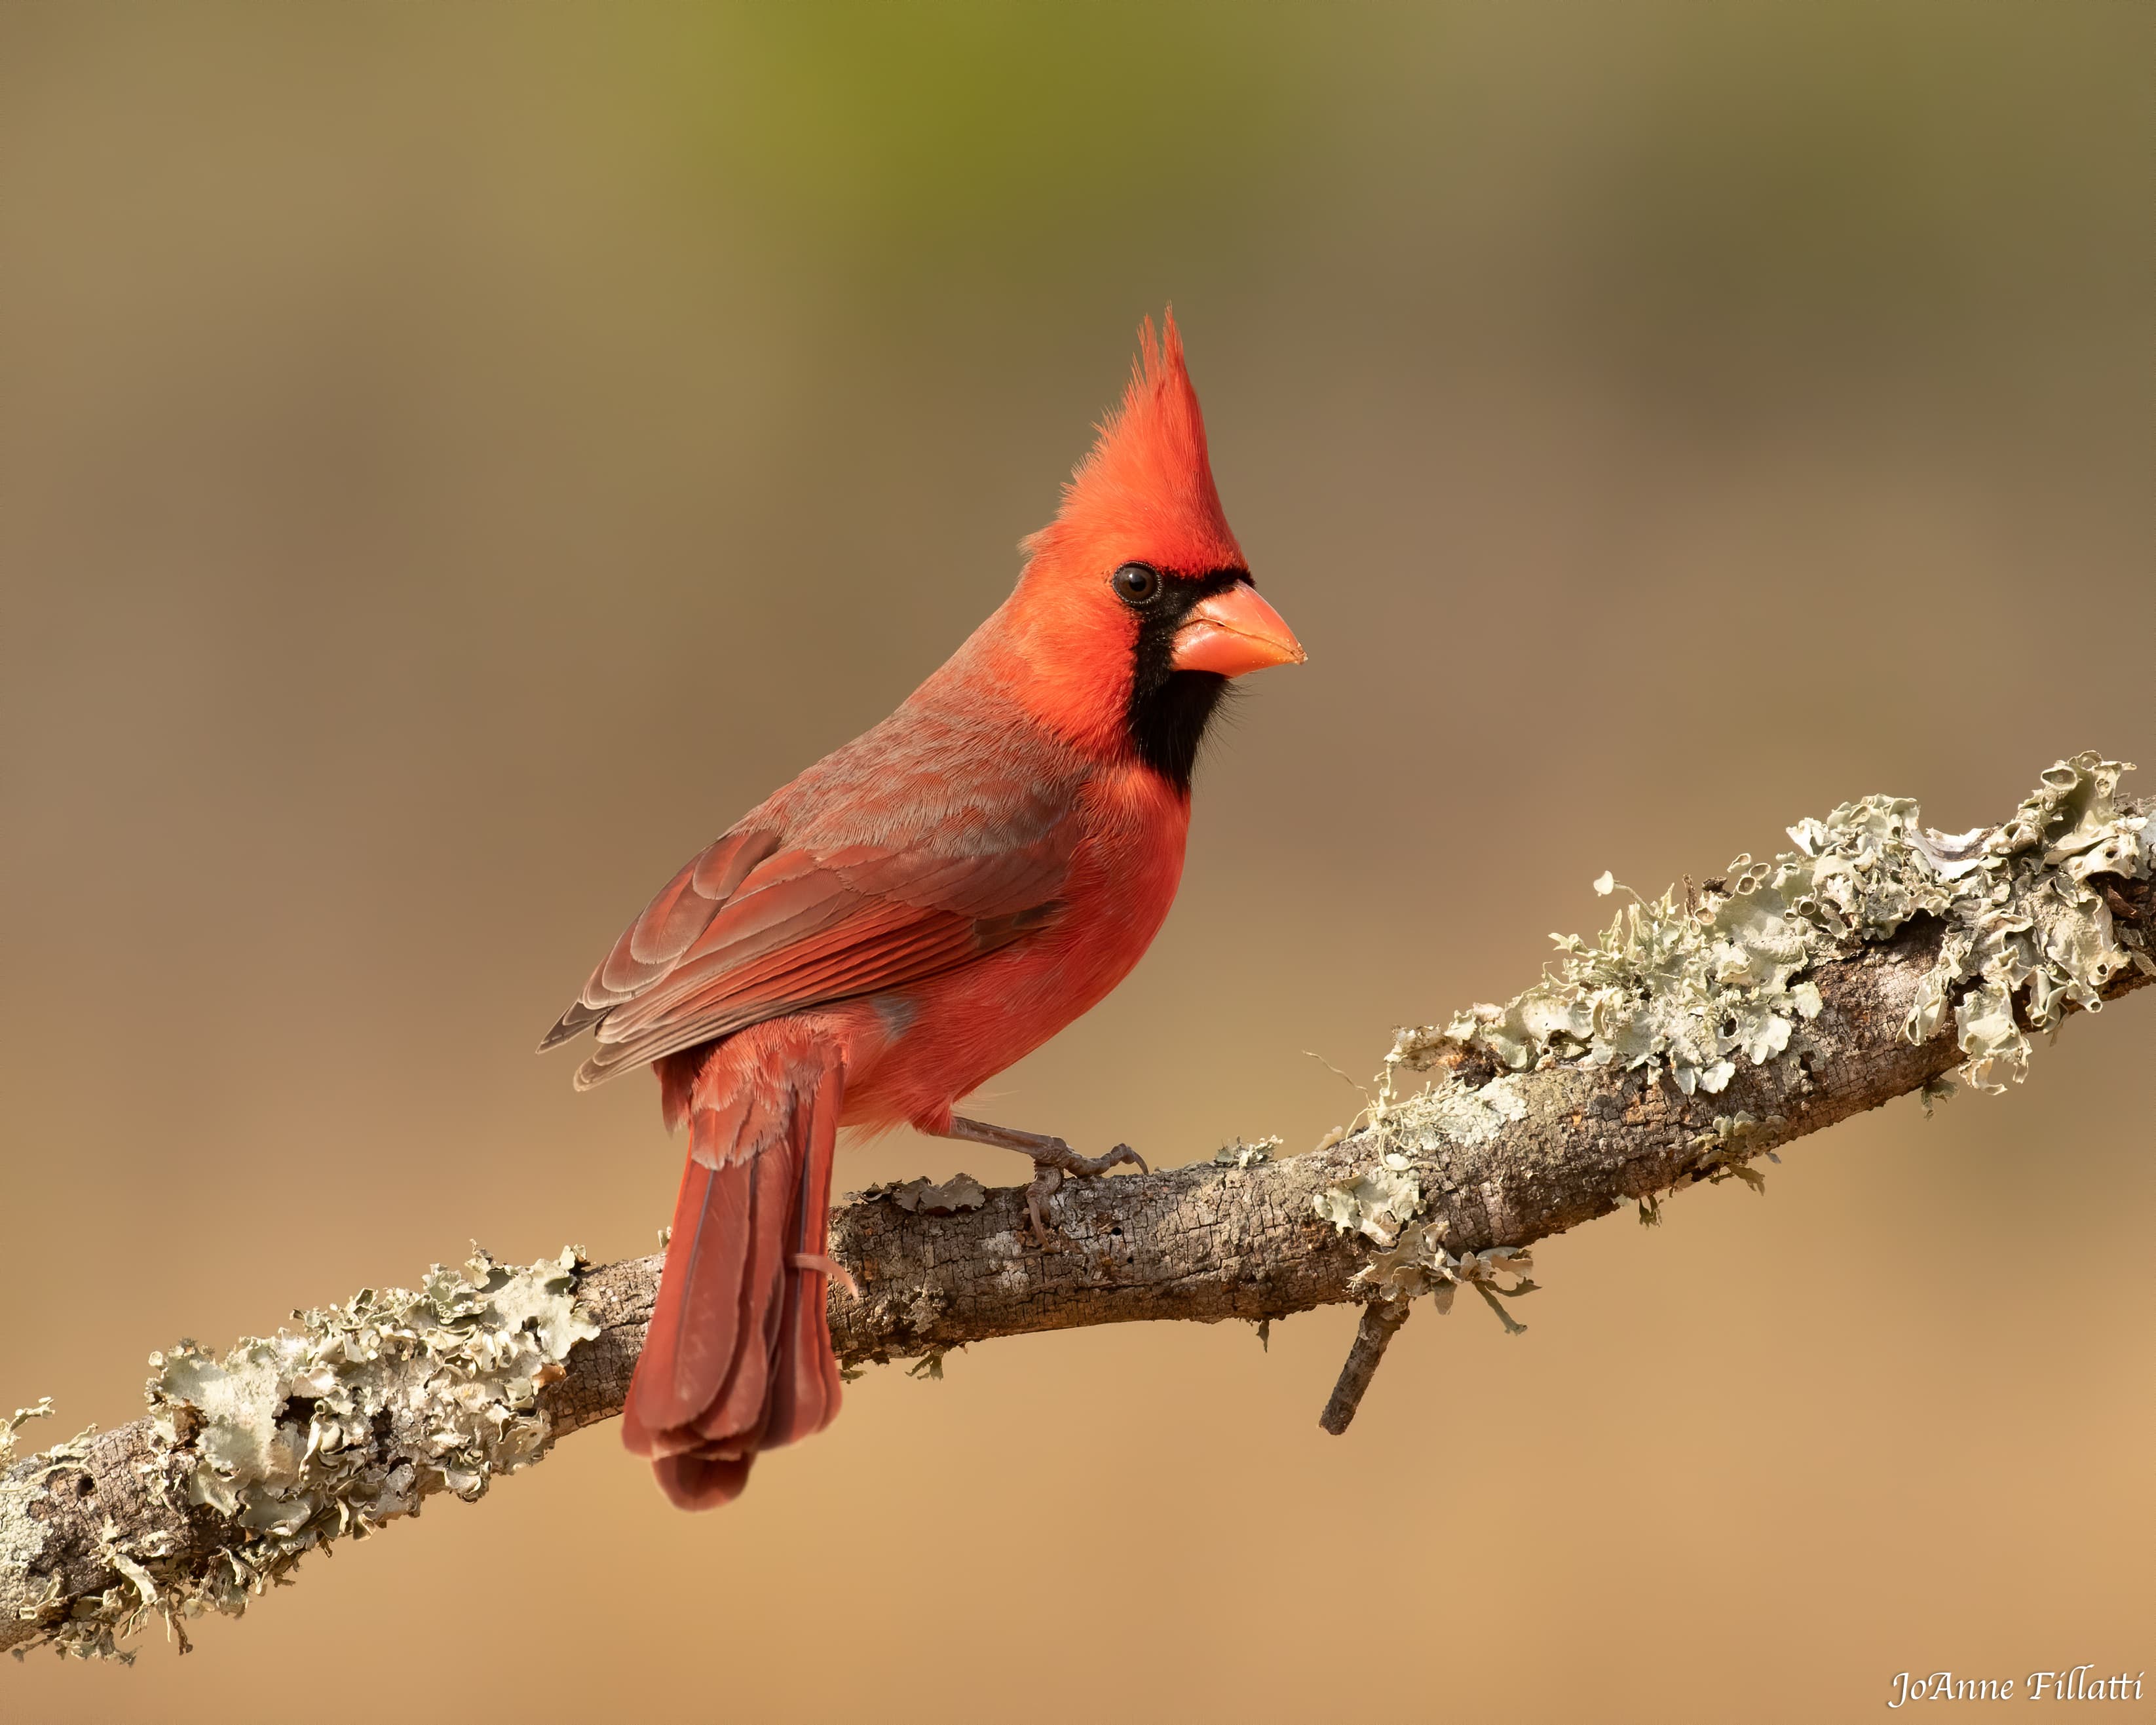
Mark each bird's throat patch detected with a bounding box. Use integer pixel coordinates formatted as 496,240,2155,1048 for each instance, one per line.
1125,569,1241,791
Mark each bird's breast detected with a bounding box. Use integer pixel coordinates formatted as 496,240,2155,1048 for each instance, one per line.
839,765,1191,1131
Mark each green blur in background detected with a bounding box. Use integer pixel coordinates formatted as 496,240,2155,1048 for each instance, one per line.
1,5,2150,1722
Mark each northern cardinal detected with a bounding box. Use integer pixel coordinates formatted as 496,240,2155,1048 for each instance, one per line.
540,313,1302,1509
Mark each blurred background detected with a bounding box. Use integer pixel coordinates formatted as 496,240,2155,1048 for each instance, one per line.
3,3,2151,1719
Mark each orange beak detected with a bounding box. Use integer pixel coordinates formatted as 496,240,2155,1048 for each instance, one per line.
1171,582,1306,678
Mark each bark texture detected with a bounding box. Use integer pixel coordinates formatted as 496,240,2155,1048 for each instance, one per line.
6,793,2150,1662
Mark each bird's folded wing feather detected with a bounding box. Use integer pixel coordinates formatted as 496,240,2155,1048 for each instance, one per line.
542,816,1078,1089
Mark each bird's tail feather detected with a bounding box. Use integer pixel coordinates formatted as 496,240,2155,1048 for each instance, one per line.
622,1036,846,1510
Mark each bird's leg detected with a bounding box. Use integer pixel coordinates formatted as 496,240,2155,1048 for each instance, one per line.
938,1116,1148,1247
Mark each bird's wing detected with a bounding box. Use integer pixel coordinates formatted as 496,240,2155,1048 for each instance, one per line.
540,811,1079,1090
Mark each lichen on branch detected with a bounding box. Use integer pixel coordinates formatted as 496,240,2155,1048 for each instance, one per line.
1317,753,2152,1351
1405,751,2150,1097
7,1249,598,1661
5,755,2151,1666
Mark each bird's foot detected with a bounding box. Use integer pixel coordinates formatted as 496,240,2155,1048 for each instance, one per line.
1019,1143,1147,1247
938,1116,1148,1247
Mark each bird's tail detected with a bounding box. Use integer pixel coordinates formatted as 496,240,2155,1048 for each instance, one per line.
622,1031,846,1509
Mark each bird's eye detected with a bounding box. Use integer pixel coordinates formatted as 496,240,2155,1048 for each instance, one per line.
1111,563,1162,606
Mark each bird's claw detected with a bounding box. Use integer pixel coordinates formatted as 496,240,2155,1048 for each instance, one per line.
937,1116,1148,1249
1022,1141,1146,1248
1031,1137,1147,1180
1023,1164,1073,1249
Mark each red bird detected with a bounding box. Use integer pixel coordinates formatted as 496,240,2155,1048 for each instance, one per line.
540,313,1303,1509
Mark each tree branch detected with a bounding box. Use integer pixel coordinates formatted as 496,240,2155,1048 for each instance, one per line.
1317,1299,1414,1434
7,763,2151,1662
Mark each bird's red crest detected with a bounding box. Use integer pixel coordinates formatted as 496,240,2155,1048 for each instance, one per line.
1023,311,1245,577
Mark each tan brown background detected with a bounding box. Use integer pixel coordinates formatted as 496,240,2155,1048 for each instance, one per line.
3,5,2151,1720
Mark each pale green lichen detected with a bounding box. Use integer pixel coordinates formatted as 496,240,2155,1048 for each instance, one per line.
151,1245,597,1526
1411,1071,1530,1145
1398,753,2150,1099
1355,1226,1539,1333
0,1400,54,1466
1,1409,59,1659
10,1247,597,1663
1318,756,2150,1328
1313,1154,1421,1244
1314,1141,1542,1335
1214,1136,1281,1169
1690,1111,1783,1192
6,1419,126,1661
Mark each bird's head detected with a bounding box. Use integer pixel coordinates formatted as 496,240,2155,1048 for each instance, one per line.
996,311,1304,789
